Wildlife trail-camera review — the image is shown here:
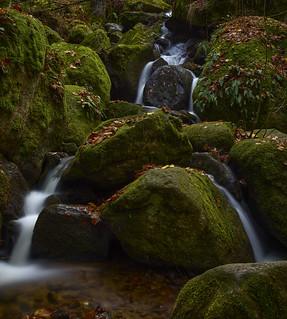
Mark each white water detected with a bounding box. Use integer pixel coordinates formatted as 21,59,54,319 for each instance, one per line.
135,61,154,105
0,156,73,287
208,174,287,262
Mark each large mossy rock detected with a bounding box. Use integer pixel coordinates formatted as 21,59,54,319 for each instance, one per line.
193,16,287,132
101,167,253,272
105,100,145,119
119,11,160,31
143,65,193,110
229,138,287,247
125,0,171,14
68,23,92,44
171,261,287,319
62,110,193,191
32,204,114,261
107,43,154,101
172,0,287,26
51,42,111,103
0,155,29,226
184,121,235,152
0,9,67,184
81,29,111,52
64,85,98,146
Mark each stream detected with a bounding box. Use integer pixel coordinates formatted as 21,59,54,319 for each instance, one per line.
0,19,286,319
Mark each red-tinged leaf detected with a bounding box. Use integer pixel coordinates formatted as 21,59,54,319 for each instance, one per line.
82,219,88,227
34,307,56,317
214,196,221,208
65,211,71,216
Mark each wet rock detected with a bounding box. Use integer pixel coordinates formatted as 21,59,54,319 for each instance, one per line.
143,65,193,110
229,138,287,247
101,167,254,272
62,110,193,191
32,204,114,261
171,261,287,319
119,11,159,32
191,152,243,202
183,121,235,152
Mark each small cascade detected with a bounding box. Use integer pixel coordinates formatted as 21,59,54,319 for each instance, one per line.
208,174,287,262
135,61,154,105
188,74,201,122
0,156,73,287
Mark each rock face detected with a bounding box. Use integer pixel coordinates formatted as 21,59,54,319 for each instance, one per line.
51,42,111,103
101,167,254,272
229,138,287,247
0,9,67,184
170,261,287,319
184,121,235,152
143,65,193,110
64,85,98,147
62,110,193,191
0,155,29,226
81,29,111,52
107,43,154,101
193,16,287,132
32,204,114,261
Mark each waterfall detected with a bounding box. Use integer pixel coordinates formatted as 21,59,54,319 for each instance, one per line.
135,61,154,105
0,156,73,287
208,174,287,262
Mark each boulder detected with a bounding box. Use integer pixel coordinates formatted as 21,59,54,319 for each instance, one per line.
119,11,159,31
51,42,111,103
125,0,171,14
64,85,99,147
184,121,235,152
0,155,29,226
193,16,287,132
229,138,287,247
81,29,111,52
170,261,287,319
31,204,114,261
143,65,193,110
101,167,254,272
62,109,193,191
107,43,154,101
68,23,92,44
0,9,66,184
191,152,242,201
105,100,145,119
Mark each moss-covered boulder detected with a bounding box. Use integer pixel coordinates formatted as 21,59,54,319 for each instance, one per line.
44,25,62,45
51,42,111,102
143,65,193,110
193,16,287,132
0,155,29,226
191,152,242,201
119,11,159,31
107,43,154,101
105,100,145,119
184,121,235,152
125,0,171,14
68,23,92,44
173,0,287,27
0,9,67,184
81,28,111,52
31,204,114,261
101,167,253,271
229,138,287,247
171,261,287,319
118,22,160,46
64,85,99,146
62,110,193,190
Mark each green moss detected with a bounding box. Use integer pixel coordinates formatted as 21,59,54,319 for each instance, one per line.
81,29,111,52
63,110,193,190
125,0,171,13
51,42,111,102
184,121,235,152
64,85,98,146
194,16,287,132
105,100,145,119
44,25,62,45
230,138,287,246
68,23,92,44
101,167,253,271
171,262,287,319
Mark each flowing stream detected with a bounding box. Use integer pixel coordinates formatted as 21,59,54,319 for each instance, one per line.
0,156,73,287
135,23,199,113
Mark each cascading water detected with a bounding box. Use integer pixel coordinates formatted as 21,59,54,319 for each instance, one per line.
208,174,287,262
0,156,73,287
